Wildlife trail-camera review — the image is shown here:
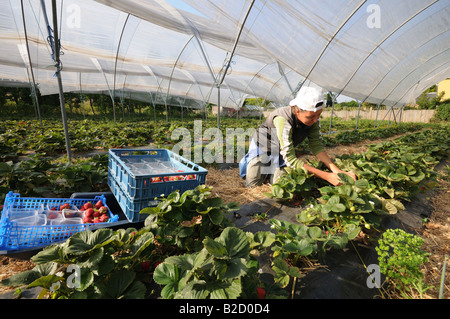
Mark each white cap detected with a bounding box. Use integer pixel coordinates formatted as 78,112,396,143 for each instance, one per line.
289,86,325,112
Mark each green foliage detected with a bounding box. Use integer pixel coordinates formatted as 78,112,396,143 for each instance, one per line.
0,154,109,202
433,101,450,122
154,227,256,299
141,185,238,252
375,229,430,293
1,228,156,299
265,166,317,202
416,91,444,110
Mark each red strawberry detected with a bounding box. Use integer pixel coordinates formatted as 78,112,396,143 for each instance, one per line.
257,287,266,299
98,206,108,214
141,261,151,271
84,208,94,218
48,212,59,219
95,200,103,209
99,214,109,223
84,202,93,209
59,203,70,210
83,216,93,224
93,210,101,218
154,261,162,269
93,217,101,223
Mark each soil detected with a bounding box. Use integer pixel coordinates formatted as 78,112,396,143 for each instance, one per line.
0,132,448,299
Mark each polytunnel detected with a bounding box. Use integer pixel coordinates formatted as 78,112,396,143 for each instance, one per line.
1,0,449,119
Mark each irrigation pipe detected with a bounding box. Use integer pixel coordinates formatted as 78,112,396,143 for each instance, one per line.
439,255,448,299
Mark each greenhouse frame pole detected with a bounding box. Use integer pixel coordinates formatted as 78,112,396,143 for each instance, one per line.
216,0,255,129
113,14,130,124
355,101,362,130
21,0,42,125
328,92,336,135
50,0,72,162
166,35,195,123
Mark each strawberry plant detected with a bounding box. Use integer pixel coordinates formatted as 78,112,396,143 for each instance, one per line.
141,185,239,252
1,227,157,299
375,228,430,294
265,167,318,203
153,227,283,299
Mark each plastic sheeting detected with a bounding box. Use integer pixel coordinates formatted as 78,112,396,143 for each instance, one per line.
0,0,449,110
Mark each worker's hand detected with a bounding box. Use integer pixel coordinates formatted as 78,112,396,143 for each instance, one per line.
341,170,357,182
327,170,357,186
327,172,343,186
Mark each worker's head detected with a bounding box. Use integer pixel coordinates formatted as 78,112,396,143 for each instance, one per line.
289,86,324,126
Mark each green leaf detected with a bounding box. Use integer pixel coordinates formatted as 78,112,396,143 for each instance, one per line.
344,224,361,240
165,253,197,270
354,179,369,189
31,245,63,264
153,263,185,299
26,274,61,290
213,258,248,280
78,267,95,291
383,187,395,199
387,173,407,182
331,203,346,213
288,223,308,237
271,184,285,199
64,229,116,255
140,206,161,215
203,237,227,258
122,281,146,299
208,208,224,225
307,226,323,240
252,231,275,248
338,173,355,185
105,269,136,299
1,262,58,287
217,227,250,260
1,270,41,288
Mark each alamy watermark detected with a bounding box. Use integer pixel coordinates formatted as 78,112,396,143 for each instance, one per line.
366,264,381,289
50,264,81,292
366,4,381,29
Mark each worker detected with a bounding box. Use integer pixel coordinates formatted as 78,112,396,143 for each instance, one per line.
239,86,356,187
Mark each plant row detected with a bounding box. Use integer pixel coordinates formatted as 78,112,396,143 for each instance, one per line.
0,118,432,161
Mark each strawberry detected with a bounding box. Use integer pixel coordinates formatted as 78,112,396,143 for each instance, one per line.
154,261,162,269
93,217,101,223
84,208,94,218
84,202,93,209
59,203,70,211
99,214,109,223
257,287,266,299
151,177,162,183
98,206,108,214
50,207,57,211
95,200,103,209
48,212,60,219
141,261,151,271
93,210,101,218
83,216,93,224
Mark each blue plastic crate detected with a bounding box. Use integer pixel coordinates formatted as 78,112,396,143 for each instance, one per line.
108,177,160,223
108,149,208,222
0,192,119,252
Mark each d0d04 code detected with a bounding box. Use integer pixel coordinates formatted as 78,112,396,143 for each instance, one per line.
223,303,270,314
